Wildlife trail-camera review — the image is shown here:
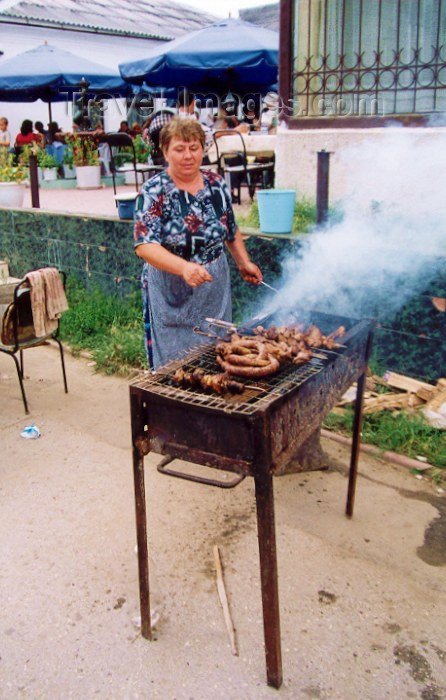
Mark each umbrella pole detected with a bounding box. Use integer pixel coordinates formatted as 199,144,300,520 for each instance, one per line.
48,98,53,144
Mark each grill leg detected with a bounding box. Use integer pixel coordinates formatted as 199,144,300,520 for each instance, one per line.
130,391,152,640
346,369,367,518
346,327,374,518
254,471,282,689
132,444,152,639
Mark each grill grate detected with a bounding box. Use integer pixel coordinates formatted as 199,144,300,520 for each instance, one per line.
131,342,336,416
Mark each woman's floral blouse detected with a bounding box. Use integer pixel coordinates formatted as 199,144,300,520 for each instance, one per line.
134,169,237,264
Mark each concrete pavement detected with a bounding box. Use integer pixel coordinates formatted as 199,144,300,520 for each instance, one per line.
1,346,445,699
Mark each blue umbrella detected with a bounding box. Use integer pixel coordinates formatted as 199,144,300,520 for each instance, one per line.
0,43,132,123
0,43,131,99
119,18,278,95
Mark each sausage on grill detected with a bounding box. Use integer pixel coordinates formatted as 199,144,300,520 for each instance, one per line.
217,353,280,377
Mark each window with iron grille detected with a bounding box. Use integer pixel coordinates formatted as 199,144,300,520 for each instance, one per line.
280,0,446,127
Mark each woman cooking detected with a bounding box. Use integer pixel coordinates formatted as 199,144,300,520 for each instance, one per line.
134,117,262,370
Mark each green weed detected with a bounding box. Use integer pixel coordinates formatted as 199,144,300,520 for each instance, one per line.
324,408,446,475
59,276,146,374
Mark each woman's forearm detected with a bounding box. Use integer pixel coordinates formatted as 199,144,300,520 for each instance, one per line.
225,228,251,268
226,228,262,284
135,242,187,276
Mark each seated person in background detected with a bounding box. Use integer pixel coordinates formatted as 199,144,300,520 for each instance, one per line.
214,94,240,131
142,106,175,165
14,119,41,148
46,122,67,169
176,92,213,157
34,121,48,145
0,116,11,148
118,120,130,134
214,94,250,136
260,92,279,133
130,122,142,137
199,107,216,131
241,98,260,132
47,121,65,143
177,91,199,119
92,123,112,177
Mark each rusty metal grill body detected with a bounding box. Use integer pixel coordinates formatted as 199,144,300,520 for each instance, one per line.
129,310,374,688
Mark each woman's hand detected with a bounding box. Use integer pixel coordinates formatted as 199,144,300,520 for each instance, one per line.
182,261,213,288
238,261,263,285
226,229,262,285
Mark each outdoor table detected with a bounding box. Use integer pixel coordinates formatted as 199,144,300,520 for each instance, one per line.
0,277,22,322
210,133,276,157
207,133,276,175
0,277,21,305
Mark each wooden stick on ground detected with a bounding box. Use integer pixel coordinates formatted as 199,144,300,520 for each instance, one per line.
213,545,238,656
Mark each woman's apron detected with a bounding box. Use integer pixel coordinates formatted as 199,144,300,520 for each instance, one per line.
144,252,232,370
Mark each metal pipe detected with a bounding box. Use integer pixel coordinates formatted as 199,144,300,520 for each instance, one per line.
316,149,331,224
28,154,40,209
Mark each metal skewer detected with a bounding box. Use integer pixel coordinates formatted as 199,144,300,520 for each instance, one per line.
205,318,238,332
260,280,280,294
192,326,221,339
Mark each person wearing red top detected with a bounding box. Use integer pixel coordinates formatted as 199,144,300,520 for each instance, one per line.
14,119,42,148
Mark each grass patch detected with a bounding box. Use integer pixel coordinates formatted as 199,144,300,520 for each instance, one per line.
324,408,446,477
59,276,146,375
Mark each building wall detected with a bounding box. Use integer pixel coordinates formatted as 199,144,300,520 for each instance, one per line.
0,24,162,138
275,127,446,209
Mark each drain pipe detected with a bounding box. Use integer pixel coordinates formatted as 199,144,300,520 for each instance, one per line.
316,149,331,224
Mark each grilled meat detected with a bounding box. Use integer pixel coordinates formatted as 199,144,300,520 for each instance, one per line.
217,352,281,378
215,322,345,378
254,323,345,350
172,368,245,395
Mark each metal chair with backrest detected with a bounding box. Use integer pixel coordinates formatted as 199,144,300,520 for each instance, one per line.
0,271,68,414
100,132,158,201
212,129,275,204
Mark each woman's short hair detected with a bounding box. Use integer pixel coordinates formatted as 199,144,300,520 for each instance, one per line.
160,117,205,152
20,119,33,136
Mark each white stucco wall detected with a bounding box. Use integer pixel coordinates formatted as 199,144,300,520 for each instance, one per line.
275,126,446,210
0,24,163,138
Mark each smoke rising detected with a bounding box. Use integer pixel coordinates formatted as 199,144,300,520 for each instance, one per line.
262,128,446,323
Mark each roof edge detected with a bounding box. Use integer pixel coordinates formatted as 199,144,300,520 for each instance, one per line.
0,14,172,41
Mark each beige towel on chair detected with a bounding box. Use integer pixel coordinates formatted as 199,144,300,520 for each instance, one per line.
40,267,69,321
25,268,68,338
25,270,50,338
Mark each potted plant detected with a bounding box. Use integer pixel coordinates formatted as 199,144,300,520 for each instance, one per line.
37,151,59,181
122,134,152,185
134,134,152,164
19,143,44,183
62,145,76,179
66,134,101,189
0,150,28,208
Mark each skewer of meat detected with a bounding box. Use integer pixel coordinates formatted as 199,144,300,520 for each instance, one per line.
172,368,245,395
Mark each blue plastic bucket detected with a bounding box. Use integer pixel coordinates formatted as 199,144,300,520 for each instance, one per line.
115,193,137,220
257,189,296,234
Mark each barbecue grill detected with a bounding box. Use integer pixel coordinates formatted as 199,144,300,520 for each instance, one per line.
129,309,374,688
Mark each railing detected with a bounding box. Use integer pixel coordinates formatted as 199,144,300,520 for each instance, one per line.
279,0,446,127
